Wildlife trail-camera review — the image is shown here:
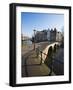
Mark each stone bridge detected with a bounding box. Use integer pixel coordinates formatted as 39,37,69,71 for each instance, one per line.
39,42,61,63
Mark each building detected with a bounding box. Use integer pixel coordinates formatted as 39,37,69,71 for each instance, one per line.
34,30,48,42
50,28,63,42
56,32,63,41
50,28,56,41
21,34,30,41
47,28,50,41
21,34,32,45
32,28,63,43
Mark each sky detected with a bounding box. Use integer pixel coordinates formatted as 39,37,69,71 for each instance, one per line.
21,12,64,38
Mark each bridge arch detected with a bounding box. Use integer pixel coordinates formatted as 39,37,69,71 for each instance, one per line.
40,42,60,63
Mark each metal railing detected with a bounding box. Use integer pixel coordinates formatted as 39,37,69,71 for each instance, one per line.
39,50,47,64
35,47,48,65
36,47,64,75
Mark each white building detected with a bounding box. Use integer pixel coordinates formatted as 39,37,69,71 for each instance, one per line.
47,28,50,41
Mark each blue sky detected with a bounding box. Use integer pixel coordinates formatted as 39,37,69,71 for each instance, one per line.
21,12,64,37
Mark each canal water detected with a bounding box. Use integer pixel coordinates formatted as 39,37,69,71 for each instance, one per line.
22,40,32,46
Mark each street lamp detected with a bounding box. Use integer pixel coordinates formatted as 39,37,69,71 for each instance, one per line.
33,29,36,50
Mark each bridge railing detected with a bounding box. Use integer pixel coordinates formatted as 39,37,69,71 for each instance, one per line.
36,45,62,65
36,45,64,75
39,50,47,64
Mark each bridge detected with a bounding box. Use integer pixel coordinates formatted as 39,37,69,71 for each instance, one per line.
38,42,61,63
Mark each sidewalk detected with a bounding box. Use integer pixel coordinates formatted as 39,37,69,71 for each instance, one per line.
22,50,55,77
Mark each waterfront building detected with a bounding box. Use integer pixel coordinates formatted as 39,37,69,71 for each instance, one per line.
34,30,48,42
47,28,50,41
50,28,63,42
32,28,63,43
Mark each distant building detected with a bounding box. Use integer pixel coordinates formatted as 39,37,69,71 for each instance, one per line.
56,32,63,41
21,34,32,45
32,28,63,43
47,28,50,41
50,28,63,42
21,34,30,41
34,30,48,42
50,28,56,41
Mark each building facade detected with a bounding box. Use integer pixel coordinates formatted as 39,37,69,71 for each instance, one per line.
33,28,63,43
34,30,48,42
47,28,50,41
50,28,63,42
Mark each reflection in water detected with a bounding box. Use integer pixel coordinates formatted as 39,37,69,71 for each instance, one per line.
22,40,32,46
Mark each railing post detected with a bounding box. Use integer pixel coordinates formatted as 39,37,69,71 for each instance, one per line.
40,51,42,65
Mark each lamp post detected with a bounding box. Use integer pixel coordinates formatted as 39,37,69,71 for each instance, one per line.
33,29,36,50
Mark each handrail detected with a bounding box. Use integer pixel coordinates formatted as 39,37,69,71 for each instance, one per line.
38,49,63,64
39,50,47,56
37,49,47,64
